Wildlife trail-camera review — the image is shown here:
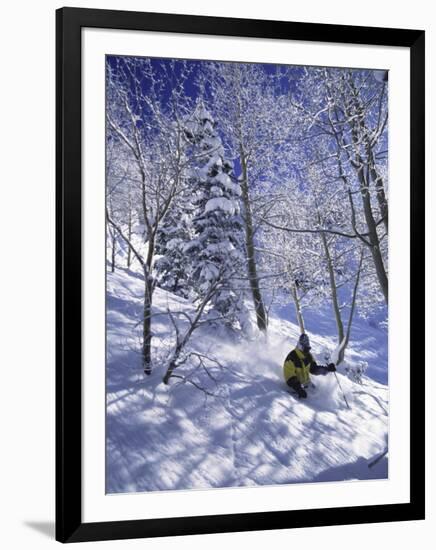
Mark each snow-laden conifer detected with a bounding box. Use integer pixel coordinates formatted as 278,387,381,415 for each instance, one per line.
182,101,245,322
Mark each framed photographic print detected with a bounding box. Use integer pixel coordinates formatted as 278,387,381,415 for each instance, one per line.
56,7,425,543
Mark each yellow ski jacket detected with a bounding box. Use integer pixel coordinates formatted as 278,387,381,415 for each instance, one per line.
283,348,314,385
283,348,328,386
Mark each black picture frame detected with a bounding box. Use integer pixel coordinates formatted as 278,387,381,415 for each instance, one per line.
56,6,425,543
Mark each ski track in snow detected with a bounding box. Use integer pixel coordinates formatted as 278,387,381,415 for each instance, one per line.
106,265,388,494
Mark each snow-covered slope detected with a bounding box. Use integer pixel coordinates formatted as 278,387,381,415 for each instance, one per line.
106,265,388,494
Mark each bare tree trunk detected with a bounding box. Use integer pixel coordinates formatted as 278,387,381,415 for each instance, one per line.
142,274,153,374
240,151,268,332
320,227,345,360
320,219,363,366
331,84,388,304
111,231,116,272
127,181,132,268
346,94,388,304
342,249,364,361
290,282,305,333
346,76,388,234
163,284,217,384
368,149,388,233
357,164,388,304
107,196,117,272
142,228,156,374
106,209,154,374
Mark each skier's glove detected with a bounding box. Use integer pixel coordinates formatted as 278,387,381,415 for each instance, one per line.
297,387,308,399
327,363,336,372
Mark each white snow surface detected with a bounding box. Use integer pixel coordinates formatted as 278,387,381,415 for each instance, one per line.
106,265,388,494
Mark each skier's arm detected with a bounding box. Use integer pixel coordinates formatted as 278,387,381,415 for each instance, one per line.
309,359,336,376
309,362,328,375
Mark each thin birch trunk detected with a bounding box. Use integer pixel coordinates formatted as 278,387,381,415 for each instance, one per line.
368,149,388,233
319,225,345,360
356,162,388,304
342,248,364,363
127,180,132,268
111,230,116,273
291,282,305,334
240,151,268,332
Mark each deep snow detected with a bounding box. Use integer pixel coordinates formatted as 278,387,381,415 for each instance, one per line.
106,264,388,494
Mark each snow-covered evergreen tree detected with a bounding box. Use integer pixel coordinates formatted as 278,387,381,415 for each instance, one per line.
154,196,194,298
182,101,245,322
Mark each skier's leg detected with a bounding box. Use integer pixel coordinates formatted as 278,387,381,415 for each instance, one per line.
286,376,307,398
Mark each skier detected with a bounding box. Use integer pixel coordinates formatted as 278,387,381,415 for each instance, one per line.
283,333,336,398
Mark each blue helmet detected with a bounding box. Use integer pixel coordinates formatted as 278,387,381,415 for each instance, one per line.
298,333,311,352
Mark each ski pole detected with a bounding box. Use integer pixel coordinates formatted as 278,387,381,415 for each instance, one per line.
334,371,351,410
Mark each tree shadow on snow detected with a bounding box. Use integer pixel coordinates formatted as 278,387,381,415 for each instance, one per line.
310,455,388,483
